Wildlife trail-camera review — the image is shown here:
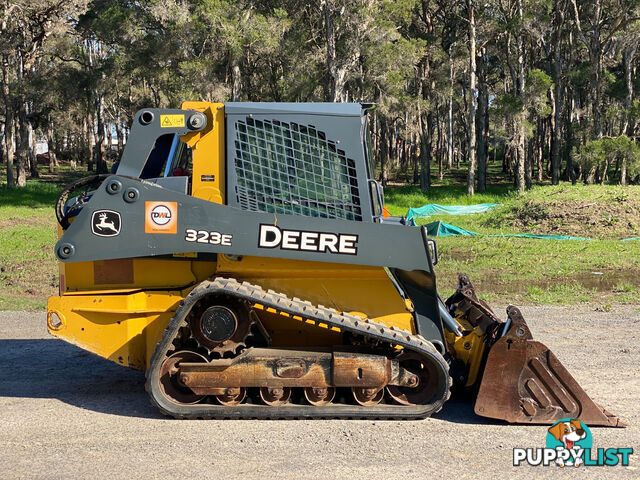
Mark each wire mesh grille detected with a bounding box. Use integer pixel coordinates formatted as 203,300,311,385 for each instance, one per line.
233,117,362,221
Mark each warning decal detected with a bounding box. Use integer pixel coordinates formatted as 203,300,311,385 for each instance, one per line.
160,114,185,128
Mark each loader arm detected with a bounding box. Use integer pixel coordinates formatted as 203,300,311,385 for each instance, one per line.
54,174,446,346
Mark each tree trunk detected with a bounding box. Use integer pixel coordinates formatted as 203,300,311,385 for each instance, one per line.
591,54,603,138
477,48,488,192
447,48,454,170
536,118,544,181
571,0,603,138
515,0,526,194
2,53,15,187
94,94,108,173
420,113,433,191
390,122,398,170
412,131,419,184
525,134,533,189
16,109,27,186
565,105,576,184
551,69,563,185
115,117,124,154
28,118,39,178
323,0,347,102
437,114,444,181
502,144,508,173
230,56,242,101
86,110,95,171
46,117,57,173
550,0,565,185
622,43,637,149
4,115,15,187
380,119,388,187
466,0,477,195
14,51,27,186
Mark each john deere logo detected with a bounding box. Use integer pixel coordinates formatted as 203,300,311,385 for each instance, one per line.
513,418,633,467
150,204,172,226
91,210,121,237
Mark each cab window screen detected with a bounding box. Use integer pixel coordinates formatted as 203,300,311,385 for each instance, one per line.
233,117,362,221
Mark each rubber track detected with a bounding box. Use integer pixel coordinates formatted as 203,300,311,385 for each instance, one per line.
145,277,451,419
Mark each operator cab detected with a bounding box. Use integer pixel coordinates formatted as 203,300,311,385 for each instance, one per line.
65,103,400,226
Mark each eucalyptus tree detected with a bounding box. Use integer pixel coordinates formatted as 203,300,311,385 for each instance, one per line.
570,0,640,139
1,0,88,186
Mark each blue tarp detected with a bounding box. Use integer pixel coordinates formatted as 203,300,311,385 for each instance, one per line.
621,236,640,241
406,203,499,223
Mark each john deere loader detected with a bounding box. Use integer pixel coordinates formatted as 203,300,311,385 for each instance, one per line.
47,102,622,424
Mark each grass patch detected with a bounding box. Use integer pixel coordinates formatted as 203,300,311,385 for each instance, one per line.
385,183,640,305
524,284,594,305
0,295,47,311
0,180,61,311
384,184,513,214
431,236,640,304
0,181,63,208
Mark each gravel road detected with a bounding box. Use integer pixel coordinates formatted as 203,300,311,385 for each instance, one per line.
1,306,638,479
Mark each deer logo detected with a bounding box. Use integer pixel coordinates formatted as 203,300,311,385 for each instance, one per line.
96,213,117,232
91,210,121,237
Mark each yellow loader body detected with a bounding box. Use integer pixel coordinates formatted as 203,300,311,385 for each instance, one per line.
47,101,622,425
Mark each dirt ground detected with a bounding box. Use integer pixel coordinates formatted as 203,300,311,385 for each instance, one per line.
1,306,638,479
488,190,640,240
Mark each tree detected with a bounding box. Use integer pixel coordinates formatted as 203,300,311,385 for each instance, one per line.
1,0,88,186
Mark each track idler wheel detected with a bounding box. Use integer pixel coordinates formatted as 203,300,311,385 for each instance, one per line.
304,387,336,406
352,387,384,406
159,350,208,405
386,352,440,406
259,387,292,406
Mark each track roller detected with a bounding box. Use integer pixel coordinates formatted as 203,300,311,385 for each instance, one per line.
259,387,292,406
215,387,247,406
304,387,336,406
352,387,384,406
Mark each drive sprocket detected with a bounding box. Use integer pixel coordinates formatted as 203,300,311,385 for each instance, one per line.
187,296,252,357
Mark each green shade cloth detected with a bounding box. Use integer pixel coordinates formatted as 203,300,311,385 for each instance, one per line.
425,221,591,241
426,221,480,237
406,203,499,222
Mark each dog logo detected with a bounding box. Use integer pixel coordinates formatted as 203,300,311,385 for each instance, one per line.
145,201,177,234
546,418,592,467
91,210,121,237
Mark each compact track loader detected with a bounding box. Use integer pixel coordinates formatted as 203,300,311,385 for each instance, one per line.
48,102,622,424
